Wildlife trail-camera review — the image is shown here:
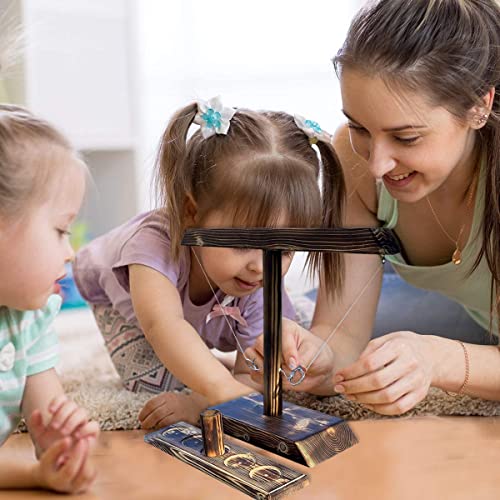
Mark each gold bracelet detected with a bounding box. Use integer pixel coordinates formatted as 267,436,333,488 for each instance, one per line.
445,340,470,396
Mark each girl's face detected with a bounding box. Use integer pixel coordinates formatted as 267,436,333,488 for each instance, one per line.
340,69,478,203
0,158,86,310
189,211,294,302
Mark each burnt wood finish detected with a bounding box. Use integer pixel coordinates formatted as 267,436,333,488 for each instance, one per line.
182,227,401,254
211,393,358,467
183,226,400,419
182,226,397,470
263,250,282,417
200,409,225,457
144,421,309,499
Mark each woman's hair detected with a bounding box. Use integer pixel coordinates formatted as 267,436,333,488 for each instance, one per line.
333,0,500,332
0,104,79,219
154,103,345,295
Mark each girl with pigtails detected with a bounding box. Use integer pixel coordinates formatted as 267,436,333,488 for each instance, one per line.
73,98,345,427
249,0,500,416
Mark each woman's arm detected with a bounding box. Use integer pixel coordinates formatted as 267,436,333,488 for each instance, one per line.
334,332,500,415
309,124,383,370
129,264,251,405
320,128,500,413
246,125,383,392
433,338,500,399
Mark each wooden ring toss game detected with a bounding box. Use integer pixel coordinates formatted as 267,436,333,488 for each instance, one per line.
145,227,400,497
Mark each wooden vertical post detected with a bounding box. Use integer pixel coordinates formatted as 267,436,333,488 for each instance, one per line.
263,249,282,417
200,409,225,457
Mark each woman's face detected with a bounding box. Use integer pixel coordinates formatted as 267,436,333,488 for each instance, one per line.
340,68,478,203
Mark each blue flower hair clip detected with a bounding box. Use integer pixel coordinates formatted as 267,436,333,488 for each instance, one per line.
294,115,332,145
194,96,236,139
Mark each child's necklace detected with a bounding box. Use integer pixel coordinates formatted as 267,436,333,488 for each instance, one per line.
191,247,383,385
426,170,478,266
191,249,260,371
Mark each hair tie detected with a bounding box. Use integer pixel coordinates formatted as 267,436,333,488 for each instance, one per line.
194,96,236,139
294,115,332,145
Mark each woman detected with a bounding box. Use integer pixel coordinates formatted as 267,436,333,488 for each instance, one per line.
248,0,500,415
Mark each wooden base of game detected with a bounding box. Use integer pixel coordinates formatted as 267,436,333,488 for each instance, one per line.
144,421,309,499
211,393,358,467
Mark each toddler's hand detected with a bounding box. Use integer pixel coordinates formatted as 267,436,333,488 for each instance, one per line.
33,437,97,494
29,396,100,455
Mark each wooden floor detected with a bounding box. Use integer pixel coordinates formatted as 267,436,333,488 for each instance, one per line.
2,416,500,499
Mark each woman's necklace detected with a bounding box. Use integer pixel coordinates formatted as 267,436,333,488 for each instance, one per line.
426,170,478,266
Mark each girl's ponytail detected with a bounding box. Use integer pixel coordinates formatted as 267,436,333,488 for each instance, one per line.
310,141,345,297
154,102,198,260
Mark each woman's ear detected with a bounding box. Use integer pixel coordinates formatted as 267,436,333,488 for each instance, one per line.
184,193,198,225
468,87,495,129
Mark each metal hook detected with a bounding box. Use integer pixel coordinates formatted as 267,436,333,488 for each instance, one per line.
245,357,260,371
246,359,306,384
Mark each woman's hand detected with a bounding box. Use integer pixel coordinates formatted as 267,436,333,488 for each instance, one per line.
333,331,436,415
33,437,97,494
245,318,336,395
29,396,100,456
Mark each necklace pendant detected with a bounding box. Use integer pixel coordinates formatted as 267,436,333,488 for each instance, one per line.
452,248,462,265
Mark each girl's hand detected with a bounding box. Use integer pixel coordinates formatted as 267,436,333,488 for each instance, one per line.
33,437,97,494
333,331,435,415
245,318,336,394
139,380,254,430
29,396,100,455
139,391,209,429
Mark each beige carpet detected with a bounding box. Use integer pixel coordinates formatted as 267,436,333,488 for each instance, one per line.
19,308,500,432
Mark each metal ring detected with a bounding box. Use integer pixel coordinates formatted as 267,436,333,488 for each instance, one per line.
287,365,306,386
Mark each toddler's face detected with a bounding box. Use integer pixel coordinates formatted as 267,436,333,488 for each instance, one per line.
0,158,86,310
188,211,294,303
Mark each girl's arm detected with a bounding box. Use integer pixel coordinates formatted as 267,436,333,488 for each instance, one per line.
0,455,39,489
22,370,99,457
233,351,262,392
4,369,97,492
129,264,251,405
22,368,65,428
0,437,96,493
